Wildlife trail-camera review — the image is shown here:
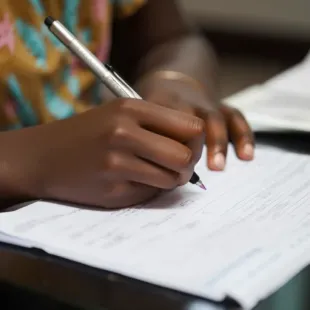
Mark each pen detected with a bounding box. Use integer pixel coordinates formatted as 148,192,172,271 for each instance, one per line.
44,16,206,191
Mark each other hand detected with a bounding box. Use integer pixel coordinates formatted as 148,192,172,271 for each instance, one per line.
136,77,255,171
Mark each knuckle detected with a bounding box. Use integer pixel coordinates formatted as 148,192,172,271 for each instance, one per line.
109,119,132,145
112,124,130,141
103,153,124,172
179,148,193,169
188,116,205,134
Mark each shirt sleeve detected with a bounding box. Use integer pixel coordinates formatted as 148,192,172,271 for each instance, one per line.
113,0,147,19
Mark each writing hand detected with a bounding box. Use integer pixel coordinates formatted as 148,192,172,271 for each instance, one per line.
11,99,204,208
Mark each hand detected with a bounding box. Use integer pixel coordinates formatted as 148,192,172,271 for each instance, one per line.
10,99,204,208
136,77,254,171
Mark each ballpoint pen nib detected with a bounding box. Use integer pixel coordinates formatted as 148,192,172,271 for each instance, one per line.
196,180,206,191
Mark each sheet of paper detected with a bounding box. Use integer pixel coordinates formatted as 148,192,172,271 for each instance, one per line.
224,50,310,132
226,88,310,132
224,86,286,132
265,51,310,97
1,145,310,309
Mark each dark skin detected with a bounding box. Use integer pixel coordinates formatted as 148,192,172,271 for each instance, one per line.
0,0,254,209
111,0,255,170
0,99,204,208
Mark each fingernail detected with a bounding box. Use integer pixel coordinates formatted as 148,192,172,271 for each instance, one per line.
243,143,254,159
213,153,225,170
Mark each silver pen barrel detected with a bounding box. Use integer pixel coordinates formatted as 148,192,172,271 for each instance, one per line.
45,17,141,99
44,16,205,190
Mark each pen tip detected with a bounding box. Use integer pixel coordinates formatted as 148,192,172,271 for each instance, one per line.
200,184,207,191
196,180,206,191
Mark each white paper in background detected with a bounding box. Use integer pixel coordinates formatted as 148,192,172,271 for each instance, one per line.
226,89,310,132
224,86,281,132
224,50,310,132
1,145,310,309
303,50,310,62
224,85,262,109
264,50,310,98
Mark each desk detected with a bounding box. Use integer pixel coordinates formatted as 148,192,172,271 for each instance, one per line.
1,133,310,310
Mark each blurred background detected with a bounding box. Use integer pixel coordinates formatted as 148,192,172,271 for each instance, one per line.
178,0,310,98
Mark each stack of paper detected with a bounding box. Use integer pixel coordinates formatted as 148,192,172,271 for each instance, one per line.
225,51,310,132
1,145,310,309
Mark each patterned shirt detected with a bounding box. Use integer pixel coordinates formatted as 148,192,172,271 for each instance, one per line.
0,0,146,130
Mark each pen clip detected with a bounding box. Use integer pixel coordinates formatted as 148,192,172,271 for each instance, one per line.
105,64,130,88
105,64,142,99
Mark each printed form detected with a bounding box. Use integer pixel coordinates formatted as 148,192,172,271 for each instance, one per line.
1,145,310,309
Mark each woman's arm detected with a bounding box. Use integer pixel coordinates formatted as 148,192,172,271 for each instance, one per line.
111,0,217,97
110,0,254,171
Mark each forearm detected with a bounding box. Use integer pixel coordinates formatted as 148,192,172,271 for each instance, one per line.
133,34,219,101
0,131,35,209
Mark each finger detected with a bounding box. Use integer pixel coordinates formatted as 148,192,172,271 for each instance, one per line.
110,124,195,173
202,109,229,171
102,182,161,209
121,100,205,143
160,102,204,166
147,99,204,184
177,107,204,184
103,151,180,189
221,105,255,160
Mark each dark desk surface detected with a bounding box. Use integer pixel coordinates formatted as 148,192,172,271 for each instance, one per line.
1,133,310,310
1,241,310,310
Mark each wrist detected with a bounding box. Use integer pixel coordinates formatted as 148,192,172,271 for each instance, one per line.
0,129,41,205
140,70,205,91
135,69,217,103
135,71,211,105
